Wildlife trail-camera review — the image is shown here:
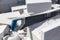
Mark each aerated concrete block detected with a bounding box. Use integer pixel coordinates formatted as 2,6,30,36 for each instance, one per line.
26,0,52,14
11,5,27,14
0,25,10,40
29,15,60,40
0,11,20,19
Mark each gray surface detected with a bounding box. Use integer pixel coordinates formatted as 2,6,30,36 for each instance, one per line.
27,2,52,14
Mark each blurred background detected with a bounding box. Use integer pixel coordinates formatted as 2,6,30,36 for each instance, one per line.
0,0,25,13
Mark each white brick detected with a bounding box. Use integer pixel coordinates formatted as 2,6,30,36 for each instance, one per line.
30,15,60,40
26,0,52,14
0,11,20,19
